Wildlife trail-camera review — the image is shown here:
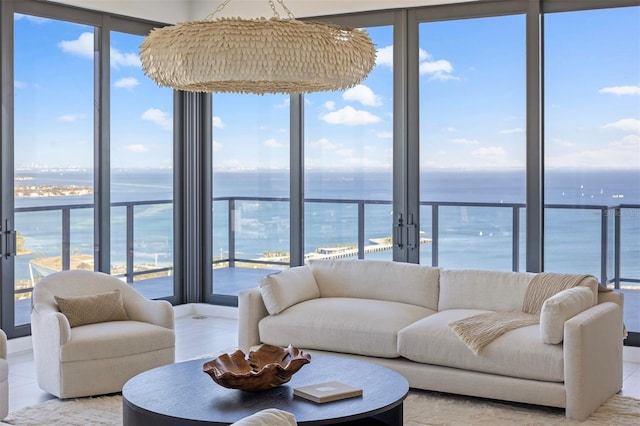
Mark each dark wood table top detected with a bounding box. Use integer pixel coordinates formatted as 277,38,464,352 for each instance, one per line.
122,354,409,425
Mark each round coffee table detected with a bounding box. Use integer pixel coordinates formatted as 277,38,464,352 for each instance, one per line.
122,354,408,425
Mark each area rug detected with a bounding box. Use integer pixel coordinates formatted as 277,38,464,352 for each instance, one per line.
2,391,638,425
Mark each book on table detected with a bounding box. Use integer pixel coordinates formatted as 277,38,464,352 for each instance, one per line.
293,381,363,403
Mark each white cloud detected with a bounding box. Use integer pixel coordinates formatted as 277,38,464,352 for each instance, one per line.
110,47,141,68
264,138,283,148
551,138,576,147
58,32,140,68
603,118,640,133
14,80,27,89
324,101,336,111
419,48,456,81
547,134,640,169
499,128,524,135
212,116,225,128
450,138,479,145
599,85,640,96
58,32,93,59
375,45,456,81
141,108,172,131
471,146,523,169
124,144,148,153
57,114,82,122
377,131,393,139
311,138,338,150
321,106,381,126
376,45,393,68
342,84,383,106
274,98,290,109
15,14,49,24
212,140,222,152
114,77,139,90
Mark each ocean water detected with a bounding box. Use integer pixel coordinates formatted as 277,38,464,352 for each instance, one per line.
13,169,640,285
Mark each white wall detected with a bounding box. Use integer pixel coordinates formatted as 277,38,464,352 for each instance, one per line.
45,0,192,23
188,0,472,20
45,0,475,23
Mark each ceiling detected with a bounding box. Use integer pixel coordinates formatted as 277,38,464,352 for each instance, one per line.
47,0,478,24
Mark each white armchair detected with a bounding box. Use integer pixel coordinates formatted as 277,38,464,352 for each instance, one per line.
31,270,175,398
0,329,8,420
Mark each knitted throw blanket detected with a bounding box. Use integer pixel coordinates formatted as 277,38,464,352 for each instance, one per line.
449,273,592,355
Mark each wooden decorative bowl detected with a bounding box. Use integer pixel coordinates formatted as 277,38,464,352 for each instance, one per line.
202,344,311,391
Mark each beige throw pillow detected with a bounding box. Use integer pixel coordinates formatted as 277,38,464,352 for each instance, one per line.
540,286,594,344
259,266,319,315
230,408,296,426
55,289,129,328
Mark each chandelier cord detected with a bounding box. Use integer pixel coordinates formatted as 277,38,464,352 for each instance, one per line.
206,0,295,21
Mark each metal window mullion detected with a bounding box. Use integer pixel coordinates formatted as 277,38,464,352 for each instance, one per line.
600,207,608,286
94,21,111,274
126,204,134,283
62,208,71,271
290,94,304,267
525,0,544,273
614,208,621,289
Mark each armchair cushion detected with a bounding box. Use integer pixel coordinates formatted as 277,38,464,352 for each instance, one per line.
55,289,129,327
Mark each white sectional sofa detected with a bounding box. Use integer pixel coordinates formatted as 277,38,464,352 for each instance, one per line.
238,259,625,420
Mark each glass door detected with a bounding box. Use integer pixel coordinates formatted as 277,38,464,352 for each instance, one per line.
418,14,526,271
303,25,394,264
11,14,96,331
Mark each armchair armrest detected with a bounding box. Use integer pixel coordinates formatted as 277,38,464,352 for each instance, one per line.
564,302,623,420
238,288,269,353
31,305,72,347
125,298,174,330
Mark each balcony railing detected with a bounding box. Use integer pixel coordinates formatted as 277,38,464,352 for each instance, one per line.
15,198,640,300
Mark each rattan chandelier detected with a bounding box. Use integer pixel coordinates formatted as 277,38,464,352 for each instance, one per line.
140,0,377,94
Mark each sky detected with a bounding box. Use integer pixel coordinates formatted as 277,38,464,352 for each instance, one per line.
12,6,640,172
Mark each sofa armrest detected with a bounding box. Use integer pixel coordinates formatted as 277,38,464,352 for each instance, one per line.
238,288,269,353
564,302,623,420
125,298,175,330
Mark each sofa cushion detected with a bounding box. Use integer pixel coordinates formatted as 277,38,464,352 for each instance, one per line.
260,266,320,315
397,309,564,382
309,260,440,310
259,298,435,358
60,321,175,362
540,286,594,344
438,270,535,312
55,290,129,328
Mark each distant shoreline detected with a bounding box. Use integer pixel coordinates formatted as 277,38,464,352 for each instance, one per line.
15,185,93,198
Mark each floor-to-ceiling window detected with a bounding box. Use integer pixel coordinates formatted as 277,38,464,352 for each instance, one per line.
544,5,640,337
210,93,290,297
303,25,394,263
110,30,174,300
418,13,527,271
13,14,95,327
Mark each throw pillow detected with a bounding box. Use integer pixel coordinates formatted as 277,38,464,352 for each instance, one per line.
230,408,296,426
260,266,320,315
55,289,129,327
540,286,594,344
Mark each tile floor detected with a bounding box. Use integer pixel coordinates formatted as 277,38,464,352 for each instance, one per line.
6,314,640,415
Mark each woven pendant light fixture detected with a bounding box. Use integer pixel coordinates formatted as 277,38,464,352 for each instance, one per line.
140,0,377,94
